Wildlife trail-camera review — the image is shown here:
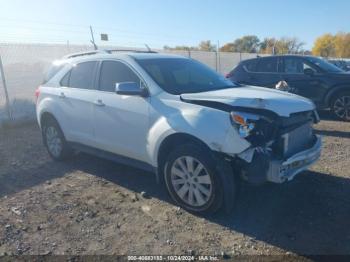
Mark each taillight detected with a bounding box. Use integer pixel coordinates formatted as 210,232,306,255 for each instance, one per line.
35,86,41,102
225,72,233,78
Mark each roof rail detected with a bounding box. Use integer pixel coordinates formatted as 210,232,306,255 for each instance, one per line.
105,49,158,54
62,49,157,59
63,50,108,59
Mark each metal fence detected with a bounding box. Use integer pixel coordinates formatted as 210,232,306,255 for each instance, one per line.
0,43,265,125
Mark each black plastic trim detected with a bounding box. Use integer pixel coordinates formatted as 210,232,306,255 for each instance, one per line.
69,142,156,173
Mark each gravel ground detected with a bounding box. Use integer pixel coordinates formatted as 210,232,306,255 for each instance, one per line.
0,113,349,258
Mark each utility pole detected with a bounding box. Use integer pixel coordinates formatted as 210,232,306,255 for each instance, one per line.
90,26,98,50
272,40,276,55
217,40,221,73
186,47,191,58
0,54,12,121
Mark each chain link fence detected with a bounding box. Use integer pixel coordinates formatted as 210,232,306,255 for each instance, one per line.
0,43,265,125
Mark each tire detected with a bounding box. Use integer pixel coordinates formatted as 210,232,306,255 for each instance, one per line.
331,91,350,121
42,117,72,161
164,143,225,214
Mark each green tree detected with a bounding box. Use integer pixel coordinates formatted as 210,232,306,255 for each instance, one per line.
260,38,277,54
198,40,216,52
220,35,260,53
235,35,260,53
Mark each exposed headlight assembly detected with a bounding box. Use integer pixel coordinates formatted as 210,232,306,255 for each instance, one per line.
230,111,260,138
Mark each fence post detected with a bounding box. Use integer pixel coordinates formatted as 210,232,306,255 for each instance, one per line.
217,50,221,73
0,53,12,121
217,40,221,73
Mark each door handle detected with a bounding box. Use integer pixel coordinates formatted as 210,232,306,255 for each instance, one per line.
59,92,66,98
94,99,105,107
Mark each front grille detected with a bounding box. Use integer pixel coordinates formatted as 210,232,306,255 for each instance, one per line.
279,110,314,132
283,122,313,158
270,111,315,159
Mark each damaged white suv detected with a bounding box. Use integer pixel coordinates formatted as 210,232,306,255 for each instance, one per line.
36,50,322,214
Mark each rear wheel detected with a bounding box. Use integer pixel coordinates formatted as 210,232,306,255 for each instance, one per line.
331,91,350,121
164,144,224,214
42,118,72,160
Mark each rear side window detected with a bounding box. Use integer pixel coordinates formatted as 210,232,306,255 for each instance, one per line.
42,63,65,84
243,60,257,72
60,61,97,89
99,61,140,92
60,72,70,86
256,58,278,73
284,58,302,73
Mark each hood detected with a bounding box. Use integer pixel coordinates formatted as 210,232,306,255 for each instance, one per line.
180,86,315,117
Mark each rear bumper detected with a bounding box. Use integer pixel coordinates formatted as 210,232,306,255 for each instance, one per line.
267,135,322,183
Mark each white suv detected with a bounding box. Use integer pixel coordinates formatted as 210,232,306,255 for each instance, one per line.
36,50,322,214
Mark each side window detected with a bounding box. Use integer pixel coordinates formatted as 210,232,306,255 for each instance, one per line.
43,63,66,84
256,58,278,73
302,60,318,73
284,58,303,73
283,58,318,74
68,61,97,89
243,60,257,72
99,61,140,92
60,71,70,87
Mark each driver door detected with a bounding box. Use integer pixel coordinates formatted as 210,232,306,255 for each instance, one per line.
280,57,326,105
93,60,150,162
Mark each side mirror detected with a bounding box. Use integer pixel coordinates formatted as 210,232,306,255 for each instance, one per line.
115,82,149,97
304,68,315,76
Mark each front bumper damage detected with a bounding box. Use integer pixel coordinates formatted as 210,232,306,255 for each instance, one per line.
267,135,322,183
236,134,322,184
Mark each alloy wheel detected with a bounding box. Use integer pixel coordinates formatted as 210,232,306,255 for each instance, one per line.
45,126,63,158
334,96,350,120
170,156,212,207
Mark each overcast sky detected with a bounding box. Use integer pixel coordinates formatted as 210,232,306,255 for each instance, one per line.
1,0,350,49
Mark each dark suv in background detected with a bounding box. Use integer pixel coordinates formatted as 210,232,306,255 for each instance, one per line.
227,55,350,121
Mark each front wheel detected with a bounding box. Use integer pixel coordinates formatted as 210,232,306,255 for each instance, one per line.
164,144,224,214
331,92,350,121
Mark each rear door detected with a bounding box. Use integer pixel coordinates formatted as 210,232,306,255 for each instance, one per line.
58,61,98,146
244,57,282,88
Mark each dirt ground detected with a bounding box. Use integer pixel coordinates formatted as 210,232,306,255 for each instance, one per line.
0,112,349,258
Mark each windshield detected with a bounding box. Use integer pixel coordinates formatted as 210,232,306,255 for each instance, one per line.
306,57,344,73
136,58,237,95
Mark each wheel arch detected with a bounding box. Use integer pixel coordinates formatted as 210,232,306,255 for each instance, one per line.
156,132,238,214
40,111,59,127
156,132,212,183
324,85,350,107
39,112,67,141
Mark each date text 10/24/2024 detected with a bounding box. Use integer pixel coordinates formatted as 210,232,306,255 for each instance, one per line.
127,255,220,261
